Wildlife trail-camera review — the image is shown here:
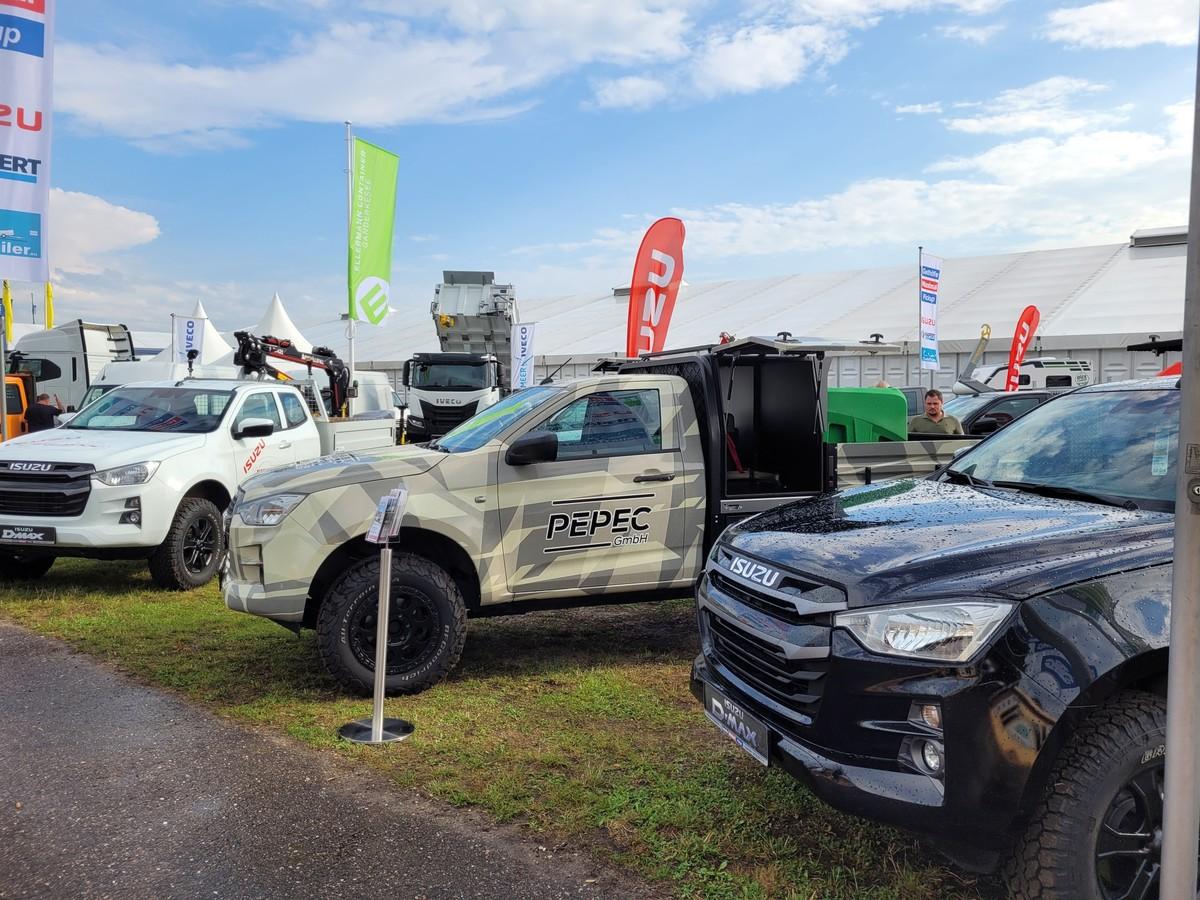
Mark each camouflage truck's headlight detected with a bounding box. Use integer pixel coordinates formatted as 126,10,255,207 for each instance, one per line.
835,600,1014,664
238,493,305,527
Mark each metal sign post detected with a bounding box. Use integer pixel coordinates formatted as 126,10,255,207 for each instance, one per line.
1160,16,1200,895
338,486,414,745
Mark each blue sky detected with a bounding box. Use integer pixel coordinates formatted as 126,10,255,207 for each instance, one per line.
13,0,1200,336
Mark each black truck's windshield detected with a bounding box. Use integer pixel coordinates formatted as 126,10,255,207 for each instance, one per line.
410,363,490,391
947,386,1179,510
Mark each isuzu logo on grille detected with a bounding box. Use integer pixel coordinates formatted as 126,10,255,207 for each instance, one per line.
8,462,51,471
727,555,782,588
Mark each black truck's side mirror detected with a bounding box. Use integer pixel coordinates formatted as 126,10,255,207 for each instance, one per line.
505,431,558,466
402,360,412,388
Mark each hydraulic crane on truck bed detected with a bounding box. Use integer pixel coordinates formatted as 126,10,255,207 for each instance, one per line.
232,331,351,417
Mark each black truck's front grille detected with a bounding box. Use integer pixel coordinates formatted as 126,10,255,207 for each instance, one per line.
704,610,829,720
0,462,94,517
708,570,810,625
420,400,479,436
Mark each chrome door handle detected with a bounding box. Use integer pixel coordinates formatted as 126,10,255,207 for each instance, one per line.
634,473,675,483
278,441,292,449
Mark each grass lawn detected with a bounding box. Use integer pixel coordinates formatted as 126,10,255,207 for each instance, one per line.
0,559,996,898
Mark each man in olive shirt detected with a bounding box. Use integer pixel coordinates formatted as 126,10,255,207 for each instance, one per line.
908,389,964,435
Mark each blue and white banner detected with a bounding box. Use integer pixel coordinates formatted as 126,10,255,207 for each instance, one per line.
511,322,537,390
918,252,943,372
173,314,206,364
0,0,53,283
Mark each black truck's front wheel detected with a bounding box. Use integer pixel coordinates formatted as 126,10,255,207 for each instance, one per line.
1006,691,1179,900
316,552,467,695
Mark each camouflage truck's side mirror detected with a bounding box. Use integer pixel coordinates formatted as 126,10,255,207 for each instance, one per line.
505,430,558,466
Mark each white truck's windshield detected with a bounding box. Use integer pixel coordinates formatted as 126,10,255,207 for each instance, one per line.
435,386,562,452
68,387,235,433
411,363,490,391
948,387,1179,510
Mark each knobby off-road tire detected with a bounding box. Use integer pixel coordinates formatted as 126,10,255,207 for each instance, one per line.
1005,691,1170,900
0,551,55,580
317,552,467,696
148,497,225,590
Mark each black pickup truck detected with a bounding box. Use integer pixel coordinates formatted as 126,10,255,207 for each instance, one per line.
691,377,1180,898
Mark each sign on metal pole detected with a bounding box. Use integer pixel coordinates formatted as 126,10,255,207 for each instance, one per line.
1159,13,1200,895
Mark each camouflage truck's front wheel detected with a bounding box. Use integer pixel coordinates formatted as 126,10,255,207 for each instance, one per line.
316,552,467,695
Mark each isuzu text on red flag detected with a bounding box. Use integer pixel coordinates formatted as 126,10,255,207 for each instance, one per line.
626,217,685,357
1005,305,1041,392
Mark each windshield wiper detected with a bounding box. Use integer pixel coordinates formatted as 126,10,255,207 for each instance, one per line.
942,468,993,488
991,481,1140,511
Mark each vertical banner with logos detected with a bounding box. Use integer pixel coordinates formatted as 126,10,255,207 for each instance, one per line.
1004,305,1041,392
626,217,685,358
918,250,943,372
172,314,206,364
511,322,537,391
0,0,53,284
347,137,399,327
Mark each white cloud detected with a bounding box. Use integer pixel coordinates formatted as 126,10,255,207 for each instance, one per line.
944,76,1128,135
590,76,671,110
1043,0,1198,48
691,24,846,96
519,99,1190,270
766,0,1006,27
937,22,1004,42
895,102,943,114
49,189,161,275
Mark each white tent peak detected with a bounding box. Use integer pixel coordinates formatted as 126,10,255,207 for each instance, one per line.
191,300,210,320
254,293,312,353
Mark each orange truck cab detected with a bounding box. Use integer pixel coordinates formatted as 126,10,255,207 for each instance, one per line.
3,372,35,441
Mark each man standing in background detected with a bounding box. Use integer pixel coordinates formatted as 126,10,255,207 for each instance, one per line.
908,389,964,435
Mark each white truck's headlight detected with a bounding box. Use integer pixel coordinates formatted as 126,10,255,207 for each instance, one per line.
238,493,305,527
92,461,160,486
835,600,1015,664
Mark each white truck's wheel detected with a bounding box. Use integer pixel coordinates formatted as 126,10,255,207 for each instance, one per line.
316,552,467,695
148,497,225,589
0,551,55,580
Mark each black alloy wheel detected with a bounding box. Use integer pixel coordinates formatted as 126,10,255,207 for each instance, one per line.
1095,765,1165,899
183,515,218,575
347,587,442,676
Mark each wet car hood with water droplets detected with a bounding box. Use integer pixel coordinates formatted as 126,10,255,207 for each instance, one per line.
723,479,1173,607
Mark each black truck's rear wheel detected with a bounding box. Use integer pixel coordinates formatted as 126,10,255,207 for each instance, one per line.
316,552,467,695
1005,691,1185,900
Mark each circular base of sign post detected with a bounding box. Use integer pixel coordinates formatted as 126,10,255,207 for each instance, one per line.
338,718,414,745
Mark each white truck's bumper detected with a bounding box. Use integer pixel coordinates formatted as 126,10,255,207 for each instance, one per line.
0,477,179,552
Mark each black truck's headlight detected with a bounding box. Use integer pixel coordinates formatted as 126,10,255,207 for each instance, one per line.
835,600,1015,664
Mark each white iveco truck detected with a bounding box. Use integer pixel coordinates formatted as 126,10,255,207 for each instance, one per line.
402,271,516,442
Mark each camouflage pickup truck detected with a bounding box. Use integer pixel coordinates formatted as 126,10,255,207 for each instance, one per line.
223,337,971,694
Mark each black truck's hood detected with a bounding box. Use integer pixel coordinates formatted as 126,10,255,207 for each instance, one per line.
724,479,1172,607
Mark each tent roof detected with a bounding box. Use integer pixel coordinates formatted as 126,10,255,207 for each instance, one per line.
252,293,312,353
300,234,1187,364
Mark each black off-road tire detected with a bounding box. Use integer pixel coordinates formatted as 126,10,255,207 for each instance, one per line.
1005,691,1169,900
148,497,225,590
316,552,467,696
0,551,55,580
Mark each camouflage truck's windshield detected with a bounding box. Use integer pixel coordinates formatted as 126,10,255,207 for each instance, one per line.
436,385,563,452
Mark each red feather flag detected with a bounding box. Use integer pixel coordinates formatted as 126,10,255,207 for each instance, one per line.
626,218,686,357
1004,305,1041,392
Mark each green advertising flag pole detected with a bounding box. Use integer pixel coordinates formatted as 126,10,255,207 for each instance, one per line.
347,135,400,333
345,121,356,374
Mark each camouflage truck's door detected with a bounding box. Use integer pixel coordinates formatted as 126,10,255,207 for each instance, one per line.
497,385,695,596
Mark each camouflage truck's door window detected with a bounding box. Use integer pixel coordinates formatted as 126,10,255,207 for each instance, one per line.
535,390,662,461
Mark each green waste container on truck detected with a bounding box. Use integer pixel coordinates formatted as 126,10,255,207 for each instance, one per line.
825,387,907,443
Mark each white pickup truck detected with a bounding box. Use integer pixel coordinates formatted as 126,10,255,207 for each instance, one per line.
0,379,395,588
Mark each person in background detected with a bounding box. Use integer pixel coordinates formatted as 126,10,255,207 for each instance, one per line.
908,388,964,435
26,393,63,432
874,380,891,388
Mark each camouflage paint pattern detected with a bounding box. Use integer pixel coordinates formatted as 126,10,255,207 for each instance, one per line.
835,437,978,487
224,375,707,623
